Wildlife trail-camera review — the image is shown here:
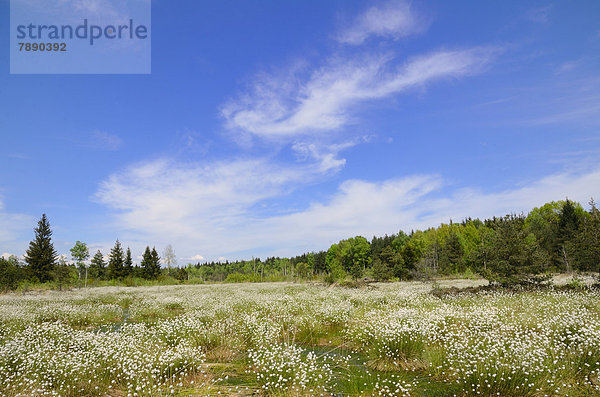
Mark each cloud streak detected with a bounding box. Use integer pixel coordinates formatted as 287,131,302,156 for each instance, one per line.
222,47,500,139
336,0,427,45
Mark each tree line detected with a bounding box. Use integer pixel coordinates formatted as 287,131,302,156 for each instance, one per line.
1,198,599,291
187,198,600,285
0,214,165,291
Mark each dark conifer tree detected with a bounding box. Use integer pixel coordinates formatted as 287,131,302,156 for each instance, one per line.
123,247,133,277
89,250,106,279
574,200,600,273
141,246,152,279
151,247,161,278
442,232,464,274
486,214,548,285
24,214,58,282
141,246,161,279
107,240,125,279
0,255,24,291
558,199,583,272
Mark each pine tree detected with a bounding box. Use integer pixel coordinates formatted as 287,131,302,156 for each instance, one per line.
151,247,161,278
486,214,548,285
123,247,133,278
574,200,600,273
24,214,58,283
89,250,106,279
141,246,161,279
140,246,152,279
107,240,124,279
558,199,583,273
379,245,404,279
372,258,392,281
443,232,464,274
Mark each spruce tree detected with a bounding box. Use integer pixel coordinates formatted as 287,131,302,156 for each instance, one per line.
141,246,160,279
574,200,600,273
372,257,392,281
89,250,106,280
486,214,548,285
123,247,133,278
151,247,161,278
558,199,583,273
107,240,124,279
24,214,58,283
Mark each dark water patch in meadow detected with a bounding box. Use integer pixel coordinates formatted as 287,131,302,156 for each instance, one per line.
93,307,130,333
304,344,461,396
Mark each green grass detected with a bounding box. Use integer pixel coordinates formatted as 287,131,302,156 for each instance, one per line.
1,282,599,396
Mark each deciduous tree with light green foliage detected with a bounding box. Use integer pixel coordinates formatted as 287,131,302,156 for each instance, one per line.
325,243,345,283
70,241,89,286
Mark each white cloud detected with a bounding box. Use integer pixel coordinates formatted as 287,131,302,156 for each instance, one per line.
243,168,600,255
0,197,33,247
222,47,499,139
95,157,600,260
1,253,16,260
255,175,444,249
189,254,205,262
291,136,370,173
337,0,427,45
94,157,330,258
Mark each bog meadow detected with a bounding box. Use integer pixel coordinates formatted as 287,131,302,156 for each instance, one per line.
1,198,600,396
1,281,600,396
3,2,600,396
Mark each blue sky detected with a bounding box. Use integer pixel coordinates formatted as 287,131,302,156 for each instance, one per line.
1,0,599,264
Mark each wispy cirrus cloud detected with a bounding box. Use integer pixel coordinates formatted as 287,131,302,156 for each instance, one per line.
222,47,500,139
222,0,500,145
291,135,372,173
518,76,600,127
336,0,428,45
